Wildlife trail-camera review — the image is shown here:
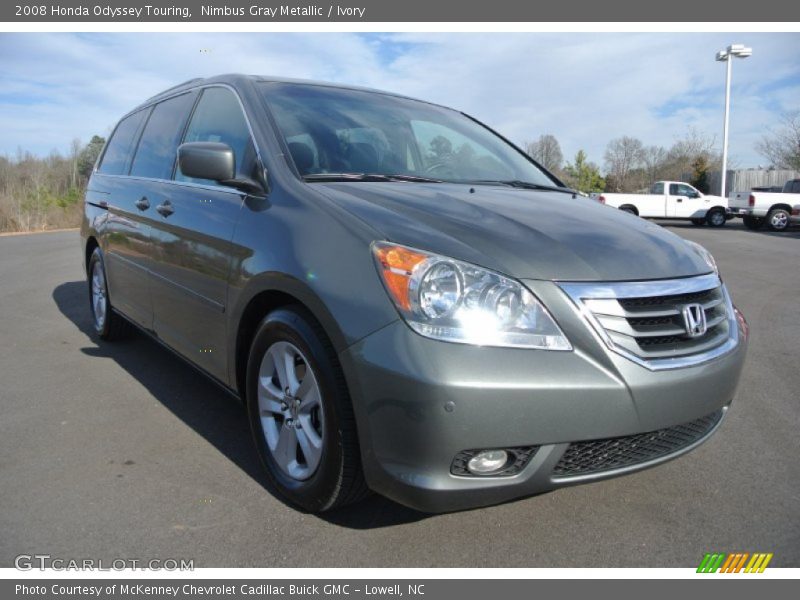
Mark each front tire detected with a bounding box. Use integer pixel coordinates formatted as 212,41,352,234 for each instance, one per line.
705,208,727,228
766,208,790,232
87,247,130,340
246,306,368,512
743,215,765,230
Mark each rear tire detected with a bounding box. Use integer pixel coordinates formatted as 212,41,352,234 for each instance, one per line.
246,306,368,512
766,208,790,232
691,218,706,226
87,247,130,341
743,215,765,230
619,206,637,215
705,208,726,228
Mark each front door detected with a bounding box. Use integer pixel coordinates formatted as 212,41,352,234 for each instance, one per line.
149,86,257,381
668,183,703,218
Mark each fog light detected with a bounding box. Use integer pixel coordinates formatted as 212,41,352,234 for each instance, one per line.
467,450,509,474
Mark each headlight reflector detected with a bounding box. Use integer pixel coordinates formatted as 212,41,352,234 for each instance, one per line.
372,242,571,350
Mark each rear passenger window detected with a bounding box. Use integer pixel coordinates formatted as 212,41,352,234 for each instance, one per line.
130,93,195,180
177,87,255,185
97,110,147,175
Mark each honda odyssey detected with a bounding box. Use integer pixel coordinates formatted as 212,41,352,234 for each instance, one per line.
81,75,748,512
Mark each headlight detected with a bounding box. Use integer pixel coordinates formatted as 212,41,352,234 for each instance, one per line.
372,242,571,350
685,240,719,275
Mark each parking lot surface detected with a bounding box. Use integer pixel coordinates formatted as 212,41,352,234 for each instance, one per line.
1,221,798,567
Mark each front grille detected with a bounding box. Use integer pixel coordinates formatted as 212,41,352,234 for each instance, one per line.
560,274,736,369
552,410,723,478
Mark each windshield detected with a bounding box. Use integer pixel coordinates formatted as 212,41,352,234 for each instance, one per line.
260,82,559,186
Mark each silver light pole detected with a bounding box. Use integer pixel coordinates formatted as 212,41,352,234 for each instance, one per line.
716,44,752,198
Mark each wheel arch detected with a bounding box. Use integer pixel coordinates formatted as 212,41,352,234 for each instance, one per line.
84,236,100,276
619,204,639,216
768,203,793,214
230,275,349,402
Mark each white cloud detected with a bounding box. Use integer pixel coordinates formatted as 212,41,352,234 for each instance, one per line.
0,32,798,168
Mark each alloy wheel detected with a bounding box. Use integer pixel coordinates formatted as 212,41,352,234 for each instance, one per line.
91,260,107,330
771,211,788,230
257,341,325,481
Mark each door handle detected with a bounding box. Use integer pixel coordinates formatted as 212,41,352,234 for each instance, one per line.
677,198,683,203
156,201,174,217
135,196,150,211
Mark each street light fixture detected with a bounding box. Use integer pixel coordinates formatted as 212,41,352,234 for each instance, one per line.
716,43,752,197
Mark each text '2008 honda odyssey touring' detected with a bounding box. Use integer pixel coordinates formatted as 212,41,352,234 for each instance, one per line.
81,75,748,513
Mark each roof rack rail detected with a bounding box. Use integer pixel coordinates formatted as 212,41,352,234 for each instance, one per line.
144,77,204,102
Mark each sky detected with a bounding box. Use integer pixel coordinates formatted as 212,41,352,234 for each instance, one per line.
0,32,798,171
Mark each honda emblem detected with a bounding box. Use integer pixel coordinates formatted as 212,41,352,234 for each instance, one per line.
681,303,707,338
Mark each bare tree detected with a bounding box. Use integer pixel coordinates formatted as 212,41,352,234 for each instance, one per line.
641,145,667,185
524,134,563,173
603,136,645,192
0,137,102,233
756,111,800,170
70,138,82,190
661,127,721,181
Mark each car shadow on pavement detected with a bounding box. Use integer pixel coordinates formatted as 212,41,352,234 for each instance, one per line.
52,280,428,530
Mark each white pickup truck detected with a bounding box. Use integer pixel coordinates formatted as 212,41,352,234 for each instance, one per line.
728,179,800,231
598,181,730,227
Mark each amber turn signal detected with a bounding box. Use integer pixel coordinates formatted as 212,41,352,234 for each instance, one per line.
372,243,429,311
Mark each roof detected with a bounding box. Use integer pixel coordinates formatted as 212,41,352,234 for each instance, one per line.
140,73,431,109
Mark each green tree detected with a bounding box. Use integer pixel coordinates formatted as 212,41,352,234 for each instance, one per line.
77,135,106,179
690,155,710,194
562,150,605,193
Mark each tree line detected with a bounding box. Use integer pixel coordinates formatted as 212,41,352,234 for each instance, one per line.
525,110,800,194
0,136,104,232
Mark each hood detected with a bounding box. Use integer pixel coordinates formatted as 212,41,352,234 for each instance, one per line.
314,182,712,281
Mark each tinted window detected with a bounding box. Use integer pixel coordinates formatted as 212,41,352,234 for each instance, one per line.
651,182,664,195
261,82,558,186
97,110,147,175
669,183,695,196
177,87,255,184
130,93,194,180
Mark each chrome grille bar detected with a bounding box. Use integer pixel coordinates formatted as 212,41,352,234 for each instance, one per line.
559,273,739,371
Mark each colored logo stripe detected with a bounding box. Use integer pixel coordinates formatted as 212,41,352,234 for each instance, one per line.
697,552,773,573
745,553,773,573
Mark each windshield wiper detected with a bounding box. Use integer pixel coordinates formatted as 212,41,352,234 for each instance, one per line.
303,173,443,183
471,180,577,195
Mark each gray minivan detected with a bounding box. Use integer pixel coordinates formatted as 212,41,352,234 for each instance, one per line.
81,74,748,513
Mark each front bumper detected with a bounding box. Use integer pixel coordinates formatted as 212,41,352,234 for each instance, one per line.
339,280,747,513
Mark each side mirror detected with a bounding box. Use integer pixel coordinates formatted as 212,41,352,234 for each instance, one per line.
178,142,235,182
178,142,265,195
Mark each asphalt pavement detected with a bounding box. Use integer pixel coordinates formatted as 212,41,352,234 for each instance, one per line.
0,221,798,568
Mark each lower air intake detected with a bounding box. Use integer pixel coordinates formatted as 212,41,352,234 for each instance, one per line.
552,410,724,478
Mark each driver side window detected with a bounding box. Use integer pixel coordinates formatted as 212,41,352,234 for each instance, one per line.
670,183,696,197
177,87,255,185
